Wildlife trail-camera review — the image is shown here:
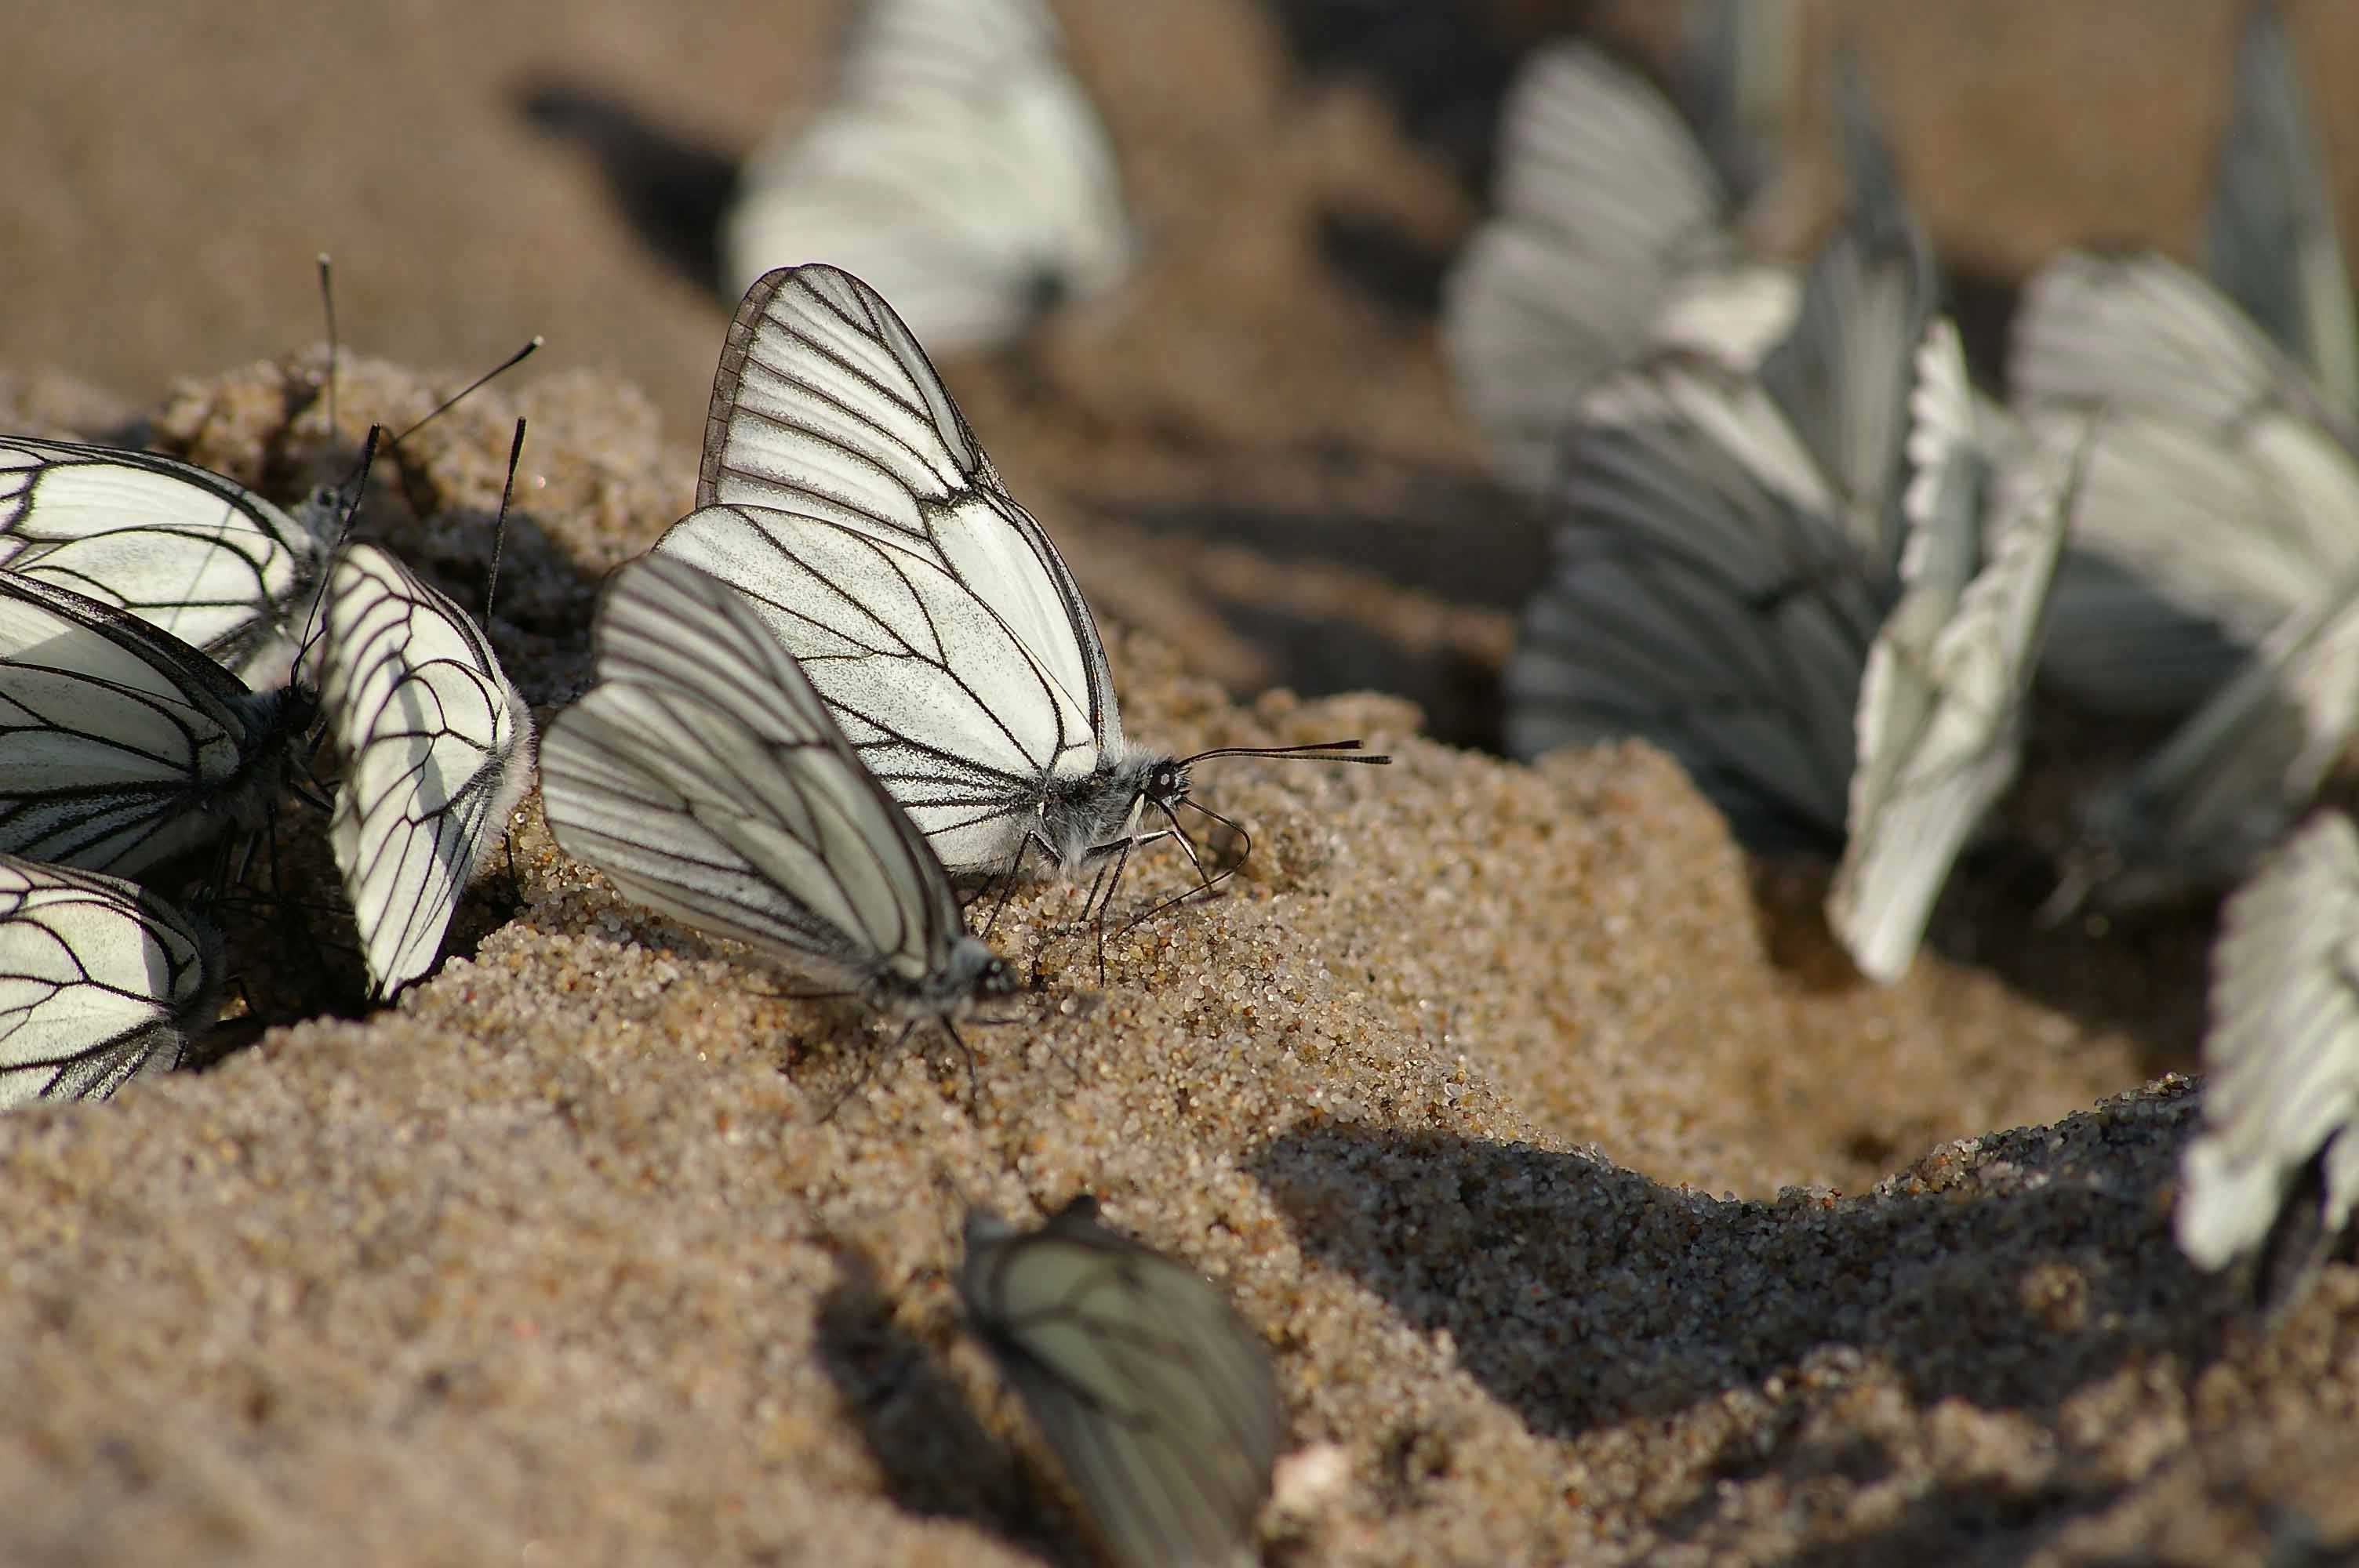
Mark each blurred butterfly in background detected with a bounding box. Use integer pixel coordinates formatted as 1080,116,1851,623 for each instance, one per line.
315,536,534,1000
2176,809,2359,1316
722,0,1135,354
0,434,341,688
1441,0,1801,495
539,553,1016,1049
2013,2,2359,909
0,571,319,878
1507,62,2049,982
656,264,1386,935
959,1195,1281,1568
0,853,220,1109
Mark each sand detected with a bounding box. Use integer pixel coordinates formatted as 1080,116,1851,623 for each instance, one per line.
5,1,2359,1563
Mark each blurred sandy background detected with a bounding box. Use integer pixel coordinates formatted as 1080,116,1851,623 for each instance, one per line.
6,2,2359,1564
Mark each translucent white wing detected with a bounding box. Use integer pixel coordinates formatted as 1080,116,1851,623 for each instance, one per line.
1755,61,1936,572
1679,0,1798,204
0,435,334,685
656,263,1123,873
960,1196,1280,1568
2014,254,2359,716
540,554,998,1009
318,544,534,1000
1503,358,1888,849
722,0,1133,352
0,572,308,876
2205,1,2358,421
1829,337,2073,983
0,855,218,1109
1440,41,1746,493
2178,811,2359,1295
2069,546,2359,911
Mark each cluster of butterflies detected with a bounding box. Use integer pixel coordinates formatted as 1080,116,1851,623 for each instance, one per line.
1443,3,2359,1304
0,422,536,1108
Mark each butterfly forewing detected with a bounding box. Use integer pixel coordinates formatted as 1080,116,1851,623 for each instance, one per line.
0,855,219,1108
961,1198,1281,1568
318,544,534,999
0,573,306,876
2178,811,2359,1300
660,264,1123,873
540,554,976,998
0,436,331,684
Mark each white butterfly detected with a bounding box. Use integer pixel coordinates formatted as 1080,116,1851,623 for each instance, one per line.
655,263,1382,909
0,435,339,688
315,543,534,1000
960,1195,1281,1568
1441,25,1800,494
0,853,220,1109
2177,810,2359,1311
538,553,1014,1027
0,572,314,877
1828,327,2077,982
722,0,1134,354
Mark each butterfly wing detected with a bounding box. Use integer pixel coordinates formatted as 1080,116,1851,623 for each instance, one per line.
0,572,300,876
656,263,1118,873
2178,811,2359,1299
1829,332,2074,982
1441,41,1748,493
961,1197,1281,1568
318,544,534,1000
1755,59,1936,572
540,554,967,994
0,436,332,684
1505,358,1887,850
722,0,1132,351
2205,1,2358,420
0,855,219,1108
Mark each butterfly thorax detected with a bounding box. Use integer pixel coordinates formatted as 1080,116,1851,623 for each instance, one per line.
214,683,318,830
1037,749,1180,877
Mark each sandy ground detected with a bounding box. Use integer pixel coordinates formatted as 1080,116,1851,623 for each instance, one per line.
5,1,2359,1563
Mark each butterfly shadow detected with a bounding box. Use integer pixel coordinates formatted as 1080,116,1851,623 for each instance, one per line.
510,77,738,298
1247,1102,2231,1456
812,1247,1068,1562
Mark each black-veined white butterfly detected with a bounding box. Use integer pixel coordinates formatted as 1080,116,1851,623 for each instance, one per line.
1828,335,2078,982
0,572,317,877
0,853,220,1109
959,1195,1281,1568
1440,18,1800,494
316,541,534,1000
722,0,1134,354
2176,810,2359,1312
539,553,1016,1034
0,434,340,688
653,263,1385,925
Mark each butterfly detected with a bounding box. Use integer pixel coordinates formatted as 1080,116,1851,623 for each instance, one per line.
538,552,1016,1037
959,1195,1281,1568
2176,809,2359,1314
722,0,1133,354
2012,3,2359,907
1440,13,1801,495
0,571,317,877
314,541,534,1000
653,263,1386,927
0,434,340,688
0,853,220,1109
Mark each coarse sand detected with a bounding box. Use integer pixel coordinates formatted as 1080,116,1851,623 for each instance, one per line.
5,1,2359,1563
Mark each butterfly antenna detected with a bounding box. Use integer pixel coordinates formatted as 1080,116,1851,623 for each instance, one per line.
484,418,527,625
1176,738,1393,768
316,253,340,441
385,338,543,452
